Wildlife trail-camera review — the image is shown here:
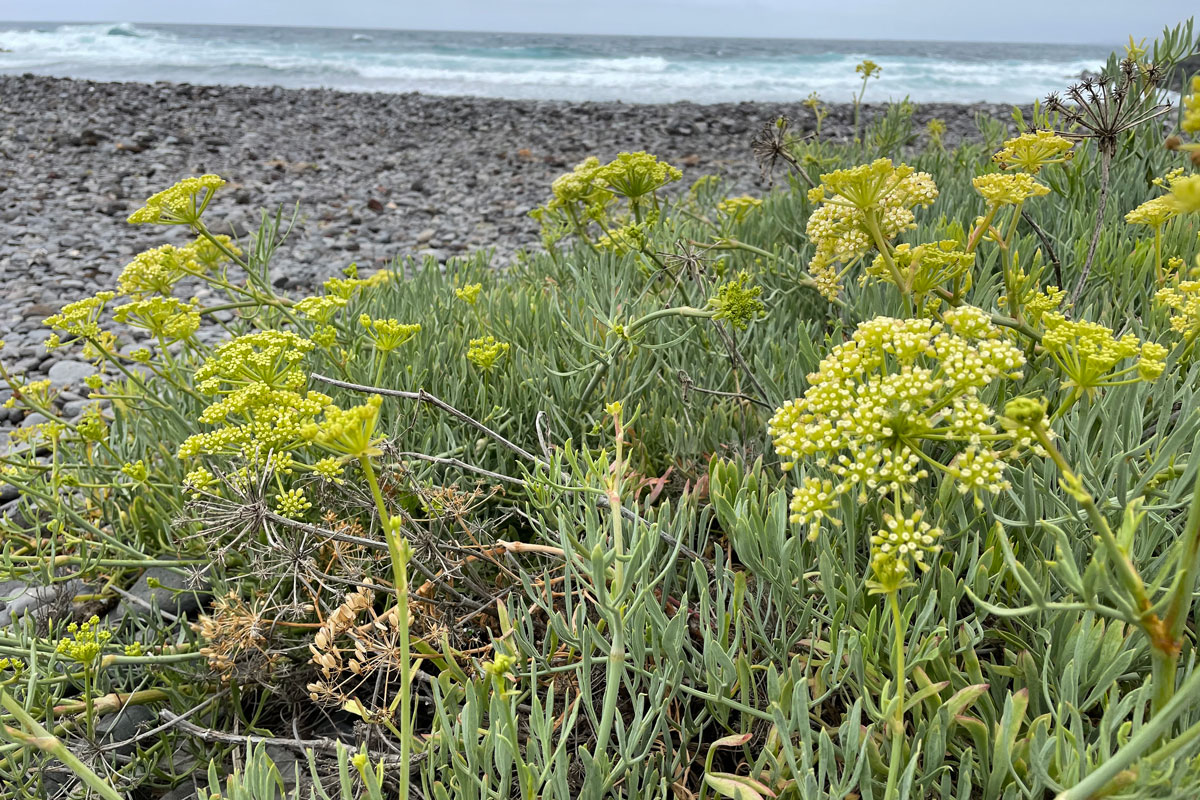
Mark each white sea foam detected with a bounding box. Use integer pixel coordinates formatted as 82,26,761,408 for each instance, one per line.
0,22,1111,104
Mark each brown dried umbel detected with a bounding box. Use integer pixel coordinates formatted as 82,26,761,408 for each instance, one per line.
750,116,815,188
1045,57,1173,307
192,592,284,683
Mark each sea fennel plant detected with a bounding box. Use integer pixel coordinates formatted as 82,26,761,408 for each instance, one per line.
5,23,1200,800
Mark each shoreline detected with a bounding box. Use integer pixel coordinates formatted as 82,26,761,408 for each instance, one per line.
0,73,1019,428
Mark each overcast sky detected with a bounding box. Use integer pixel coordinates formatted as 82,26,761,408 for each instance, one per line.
3,1,1195,44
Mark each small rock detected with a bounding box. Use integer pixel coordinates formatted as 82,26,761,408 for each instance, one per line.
47,360,96,388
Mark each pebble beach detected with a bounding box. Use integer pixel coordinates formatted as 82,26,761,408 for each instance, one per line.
0,73,1015,433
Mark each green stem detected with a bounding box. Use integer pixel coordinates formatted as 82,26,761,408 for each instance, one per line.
357,456,411,797
1055,659,1200,800
0,688,124,800
884,590,907,800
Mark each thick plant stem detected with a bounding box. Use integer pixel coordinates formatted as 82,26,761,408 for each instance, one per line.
1069,149,1112,309
1155,469,1200,715
0,688,125,800
884,591,907,800
1034,426,1180,718
358,457,413,796
1056,661,1200,800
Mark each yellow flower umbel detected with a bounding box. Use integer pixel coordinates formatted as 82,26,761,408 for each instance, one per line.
972,173,1050,206
43,293,113,346
1155,280,1200,355
706,271,766,330
863,240,974,308
1040,313,1166,409
358,314,420,385
127,174,226,225
992,131,1075,174
113,297,200,345
454,283,482,305
1166,174,1200,215
466,335,511,373
716,195,763,224
303,395,384,460
178,331,330,463
56,616,111,666
1182,75,1200,135
869,508,942,594
804,159,938,300
769,308,1025,530
595,151,683,202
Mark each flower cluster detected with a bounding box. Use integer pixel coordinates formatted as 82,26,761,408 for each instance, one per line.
805,159,939,300
466,335,511,373
127,174,226,225
43,292,113,344
274,487,313,519
530,152,681,245
855,59,881,80
768,310,1025,528
1155,280,1200,339
295,295,348,324
1166,174,1200,215
455,283,482,305
117,237,241,297
1184,75,1200,135
716,195,763,223
1041,313,1166,402
706,271,766,330
972,173,1050,206
322,265,392,300
992,131,1075,174
869,508,942,593
303,395,383,459
56,615,111,666
863,240,974,300
358,315,420,352
179,331,330,461
113,297,201,344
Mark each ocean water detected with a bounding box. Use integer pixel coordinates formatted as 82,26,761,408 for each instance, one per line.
0,22,1113,104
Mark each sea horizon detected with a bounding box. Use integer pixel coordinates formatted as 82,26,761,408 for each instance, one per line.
0,20,1113,105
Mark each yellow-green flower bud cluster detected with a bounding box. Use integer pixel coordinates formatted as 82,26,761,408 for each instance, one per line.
117,237,240,297
358,314,420,352
1180,75,1200,134
1155,280,1200,339
596,151,683,200
869,508,941,593
55,615,111,666
179,331,330,462
972,173,1050,206
43,292,114,344
864,240,974,298
466,335,511,373
855,60,881,79
1041,314,1166,398
322,268,391,300
113,296,200,343
992,131,1074,174
1166,174,1200,215
706,271,766,330
127,174,225,225
303,395,383,459
805,159,938,300
454,283,482,305
76,405,108,442
295,295,348,324
717,195,763,223
274,487,313,519
768,311,1025,528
